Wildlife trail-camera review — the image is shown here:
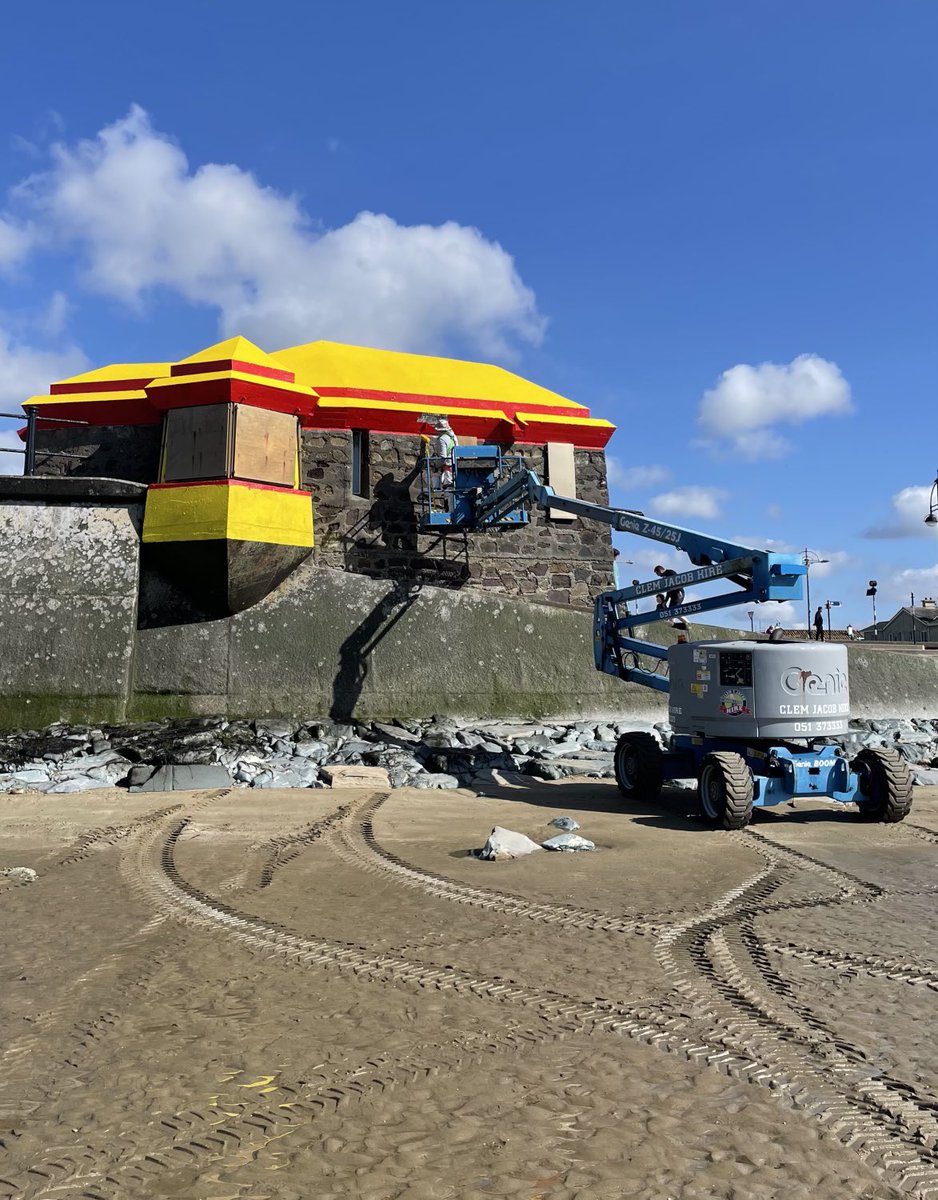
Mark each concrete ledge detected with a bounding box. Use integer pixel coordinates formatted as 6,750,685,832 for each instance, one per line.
0,476,148,502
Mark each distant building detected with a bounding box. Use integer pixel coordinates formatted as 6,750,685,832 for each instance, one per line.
863,598,938,643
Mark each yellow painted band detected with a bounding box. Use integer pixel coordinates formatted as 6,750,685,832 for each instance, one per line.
26,390,148,406
143,483,314,548
516,411,615,429
314,398,510,421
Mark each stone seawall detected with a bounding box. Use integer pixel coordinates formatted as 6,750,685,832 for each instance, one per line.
132,562,641,721
3,483,938,728
0,481,144,727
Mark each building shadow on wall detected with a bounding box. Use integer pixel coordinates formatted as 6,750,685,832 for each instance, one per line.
343,469,469,586
330,578,423,720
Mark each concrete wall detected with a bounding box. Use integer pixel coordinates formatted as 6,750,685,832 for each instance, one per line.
0,487,143,727
302,431,614,607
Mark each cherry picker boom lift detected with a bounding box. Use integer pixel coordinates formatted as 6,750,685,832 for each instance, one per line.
420,445,912,829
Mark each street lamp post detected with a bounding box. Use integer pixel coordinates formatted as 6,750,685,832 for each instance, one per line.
747,610,754,633
924,470,938,526
802,549,829,631
866,580,878,637
825,599,841,638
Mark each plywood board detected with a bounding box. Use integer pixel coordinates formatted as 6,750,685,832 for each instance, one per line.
162,405,231,482
546,441,577,521
232,405,297,487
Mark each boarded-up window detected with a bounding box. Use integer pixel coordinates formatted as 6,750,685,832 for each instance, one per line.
162,405,231,482
161,403,298,487
546,442,576,521
232,405,297,487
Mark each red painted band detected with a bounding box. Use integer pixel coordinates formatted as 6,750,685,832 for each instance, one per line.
170,358,296,383
149,480,310,495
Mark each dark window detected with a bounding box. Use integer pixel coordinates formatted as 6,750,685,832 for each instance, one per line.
351,429,370,498
719,651,753,688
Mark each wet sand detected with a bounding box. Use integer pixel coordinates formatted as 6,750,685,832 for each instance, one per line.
1,777,936,1198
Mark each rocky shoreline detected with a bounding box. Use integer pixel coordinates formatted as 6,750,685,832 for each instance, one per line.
2,714,938,794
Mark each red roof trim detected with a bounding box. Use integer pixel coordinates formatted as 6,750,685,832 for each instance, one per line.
50,377,160,395
149,480,310,495
170,358,295,383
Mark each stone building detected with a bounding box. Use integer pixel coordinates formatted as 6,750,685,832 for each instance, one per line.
19,336,616,613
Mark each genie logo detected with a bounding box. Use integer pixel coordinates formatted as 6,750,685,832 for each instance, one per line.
781,666,848,696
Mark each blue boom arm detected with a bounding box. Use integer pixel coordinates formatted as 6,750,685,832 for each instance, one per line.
468,458,806,694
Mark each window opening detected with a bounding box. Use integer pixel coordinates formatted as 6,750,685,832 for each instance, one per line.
351,430,370,498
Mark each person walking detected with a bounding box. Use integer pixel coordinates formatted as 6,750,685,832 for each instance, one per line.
814,606,825,641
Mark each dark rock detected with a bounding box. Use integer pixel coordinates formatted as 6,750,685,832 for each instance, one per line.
126,764,157,788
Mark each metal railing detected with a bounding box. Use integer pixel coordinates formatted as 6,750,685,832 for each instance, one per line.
0,405,92,474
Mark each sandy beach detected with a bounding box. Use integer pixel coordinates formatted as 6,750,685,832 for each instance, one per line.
1,776,937,1199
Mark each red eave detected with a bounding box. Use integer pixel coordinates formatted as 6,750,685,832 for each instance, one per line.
147,377,317,418
31,397,163,425
303,405,513,440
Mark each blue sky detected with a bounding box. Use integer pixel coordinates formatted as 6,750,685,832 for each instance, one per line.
0,1,935,630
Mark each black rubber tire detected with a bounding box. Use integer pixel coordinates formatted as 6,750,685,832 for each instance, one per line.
851,746,913,823
698,752,754,830
614,732,663,802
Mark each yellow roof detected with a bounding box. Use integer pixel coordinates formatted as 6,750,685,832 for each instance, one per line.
177,336,290,373
274,340,586,411
54,362,171,388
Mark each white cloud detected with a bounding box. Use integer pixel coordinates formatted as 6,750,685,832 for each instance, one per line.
11,106,546,358
648,485,728,521
864,485,936,539
891,565,938,602
0,216,31,272
0,324,88,408
698,354,852,460
607,459,671,491
0,322,89,475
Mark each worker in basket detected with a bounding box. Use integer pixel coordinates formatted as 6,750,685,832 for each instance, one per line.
422,415,458,512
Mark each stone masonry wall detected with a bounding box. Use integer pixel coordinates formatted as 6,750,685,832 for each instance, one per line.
30,422,614,607
302,430,614,608
33,425,162,484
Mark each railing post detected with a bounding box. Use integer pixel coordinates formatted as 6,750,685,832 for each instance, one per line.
24,405,37,475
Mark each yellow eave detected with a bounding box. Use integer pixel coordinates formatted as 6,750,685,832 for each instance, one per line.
146,370,317,398
515,411,616,429
26,390,148,406
314,397,510,422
